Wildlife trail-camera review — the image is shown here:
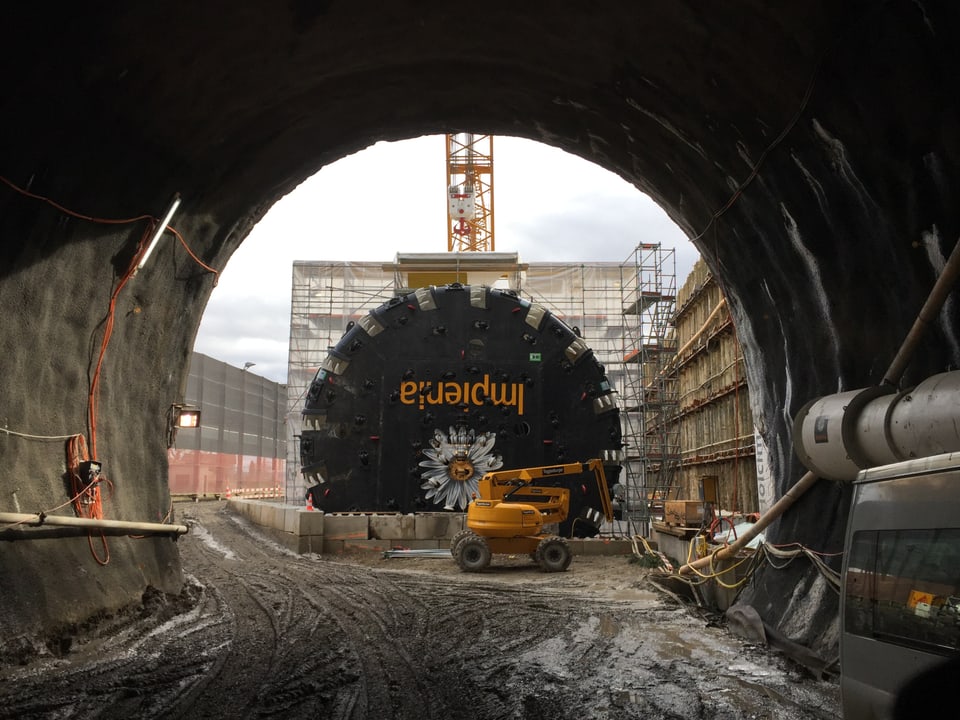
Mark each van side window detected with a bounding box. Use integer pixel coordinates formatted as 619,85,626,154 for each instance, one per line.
845,529,960,655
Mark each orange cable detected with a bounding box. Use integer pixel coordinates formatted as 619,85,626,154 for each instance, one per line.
88,222,153,458
172,226,220,284
3,174,217,557
690,50,821,244
0,174,151,226
66,433,110,564
2,173,217,281
88,532,110,565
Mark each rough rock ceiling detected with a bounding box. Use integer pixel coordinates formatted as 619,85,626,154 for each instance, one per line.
2,1,959,656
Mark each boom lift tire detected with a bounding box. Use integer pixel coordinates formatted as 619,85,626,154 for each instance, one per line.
450,529,475,556
456,536,492,572
536,536,572,573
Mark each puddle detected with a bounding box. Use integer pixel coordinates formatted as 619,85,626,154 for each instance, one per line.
598,613,620,639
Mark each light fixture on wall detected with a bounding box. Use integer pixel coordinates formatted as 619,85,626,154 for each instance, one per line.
242,362,256,372
175,406,201,428
167,403,201,448
136,193,182,274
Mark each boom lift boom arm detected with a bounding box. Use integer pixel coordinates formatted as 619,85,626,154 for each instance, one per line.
476,458,615,526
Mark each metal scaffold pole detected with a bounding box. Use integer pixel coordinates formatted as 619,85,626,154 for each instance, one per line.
618,243,678,537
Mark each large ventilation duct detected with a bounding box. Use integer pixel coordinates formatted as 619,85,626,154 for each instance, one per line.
792,370,960,481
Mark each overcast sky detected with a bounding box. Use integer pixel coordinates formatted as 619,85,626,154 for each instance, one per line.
193,135,700,384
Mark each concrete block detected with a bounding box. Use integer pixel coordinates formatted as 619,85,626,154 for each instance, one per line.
343,539,391,553
579,539,632,556
370,514,410,540
257,523,298,553
257,503,274,528
296,535,323,555
271,531,299,554
282,507,298,534
264,504,283,530
283,509,317,536
651,530,687,568
322,539,345,555
415,513,457,540
323,514,369,540
295,509,325,536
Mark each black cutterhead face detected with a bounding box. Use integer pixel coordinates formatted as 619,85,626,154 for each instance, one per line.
300,284,621,536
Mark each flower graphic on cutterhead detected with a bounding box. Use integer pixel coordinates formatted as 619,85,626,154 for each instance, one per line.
419,425,503,510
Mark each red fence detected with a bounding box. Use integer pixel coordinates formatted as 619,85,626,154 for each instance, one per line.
167,449,286,498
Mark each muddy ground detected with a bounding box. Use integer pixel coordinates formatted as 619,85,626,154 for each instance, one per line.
0,502,840,719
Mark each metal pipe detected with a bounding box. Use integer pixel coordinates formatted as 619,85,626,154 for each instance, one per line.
678,470,817,575
0,511,188,535
883,238,960,387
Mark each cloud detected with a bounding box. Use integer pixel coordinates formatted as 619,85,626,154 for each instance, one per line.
194,135,700,384
193,294,291,382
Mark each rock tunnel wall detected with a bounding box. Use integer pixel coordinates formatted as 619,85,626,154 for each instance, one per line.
2,1,960,657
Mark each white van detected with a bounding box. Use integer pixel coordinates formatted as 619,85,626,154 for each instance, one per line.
841,452,960,718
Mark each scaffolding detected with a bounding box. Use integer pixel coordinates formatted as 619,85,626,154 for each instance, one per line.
286,262,398,499
617,244,679,535
285,251,680,534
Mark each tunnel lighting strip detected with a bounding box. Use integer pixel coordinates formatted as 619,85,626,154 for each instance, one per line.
136,193,182,274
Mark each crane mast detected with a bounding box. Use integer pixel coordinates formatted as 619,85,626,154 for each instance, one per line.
446,133,494,252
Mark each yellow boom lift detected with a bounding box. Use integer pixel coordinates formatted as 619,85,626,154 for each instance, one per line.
450,459,615,572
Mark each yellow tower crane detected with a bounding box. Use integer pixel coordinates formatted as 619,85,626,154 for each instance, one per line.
446,133,494,252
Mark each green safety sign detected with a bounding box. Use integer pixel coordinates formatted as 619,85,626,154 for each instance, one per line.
529,353,542,362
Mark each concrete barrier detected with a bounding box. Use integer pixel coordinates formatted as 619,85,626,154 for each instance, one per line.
225,499,635,557
322,514,370,540
415,513,464,540
370,514,415,540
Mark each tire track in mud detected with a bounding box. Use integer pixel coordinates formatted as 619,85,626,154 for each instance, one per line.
0,502,841,720
176,508,368,719
348,569,616,720
301,577,433,719
0,572,231,720
194,507,610,719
